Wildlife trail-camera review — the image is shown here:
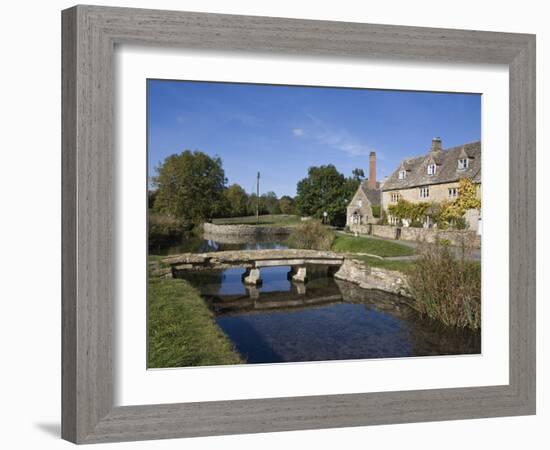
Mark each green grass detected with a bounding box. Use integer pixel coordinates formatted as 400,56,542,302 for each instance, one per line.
351,255,417,273
212,214,301,226
332,234,415,257
148,275,243,368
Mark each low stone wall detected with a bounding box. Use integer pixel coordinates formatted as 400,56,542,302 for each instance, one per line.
349,223,481,248
371,224,397,240
399,227,481,247
203,222,293,237
334,259,410,297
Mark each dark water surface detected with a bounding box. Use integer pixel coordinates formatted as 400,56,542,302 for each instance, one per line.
166,235,481,364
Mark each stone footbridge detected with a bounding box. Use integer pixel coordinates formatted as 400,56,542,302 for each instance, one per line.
162,249,345,285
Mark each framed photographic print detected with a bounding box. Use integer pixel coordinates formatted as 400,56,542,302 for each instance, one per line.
62,5,536,444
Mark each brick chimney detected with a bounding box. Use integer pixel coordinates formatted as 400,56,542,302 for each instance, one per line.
431,137,442,153
368,151,376,190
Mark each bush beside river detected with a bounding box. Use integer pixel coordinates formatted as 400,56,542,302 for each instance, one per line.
407,240,481,330
287,220,335,250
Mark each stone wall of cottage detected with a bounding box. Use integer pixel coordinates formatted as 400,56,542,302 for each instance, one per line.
381,181,461,212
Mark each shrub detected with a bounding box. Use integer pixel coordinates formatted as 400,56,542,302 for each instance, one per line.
287,220,335,250
453,217,469,230
407,239,481,330
148,212,190,250
371,205,381,218
388,199,430,224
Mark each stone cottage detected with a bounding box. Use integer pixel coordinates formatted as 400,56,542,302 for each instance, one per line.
381,138,481,232
346,152,381,226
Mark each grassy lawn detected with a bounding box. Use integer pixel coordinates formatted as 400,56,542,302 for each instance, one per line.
212,214,301,226
351,255,417,273
332,234,415,257
148,274,243,368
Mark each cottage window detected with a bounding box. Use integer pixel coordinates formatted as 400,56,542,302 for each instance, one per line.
427,164,436,175
358,200,363,208
391,193,400,203
398,170,406,180
419,187,430,199
448,187,458,198
458,158,469,169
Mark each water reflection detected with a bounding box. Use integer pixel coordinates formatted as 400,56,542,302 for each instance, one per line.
174,264,481,364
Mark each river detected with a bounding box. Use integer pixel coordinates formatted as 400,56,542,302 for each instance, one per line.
161,233,481,364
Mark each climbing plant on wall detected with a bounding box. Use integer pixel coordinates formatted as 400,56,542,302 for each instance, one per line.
386,179,481,230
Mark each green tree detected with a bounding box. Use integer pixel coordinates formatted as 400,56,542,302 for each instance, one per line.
261,191,281,215
438,178,481,229
455,178,481,211
147,189,157,209
152,150,227,222
352,168,365,181
246,193,261,216
224,184,248,217
295,165,356,226
278,195,294,214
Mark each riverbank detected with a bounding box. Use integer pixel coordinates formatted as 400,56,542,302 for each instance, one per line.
148,270,243,368
334,258,411,297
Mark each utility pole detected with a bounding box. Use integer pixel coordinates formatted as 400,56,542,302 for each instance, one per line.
256,171,260,225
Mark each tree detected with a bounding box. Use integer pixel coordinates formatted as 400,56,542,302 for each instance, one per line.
261,191,281,215
147,189,157,209
295,165,356,226
455,178,481,211
152,150,227,222
278,195,294,214
224,184,248,217
246,193,261,216
352,168,365,181
438,179,481,229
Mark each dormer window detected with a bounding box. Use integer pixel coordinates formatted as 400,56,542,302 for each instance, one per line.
427,164,436,175
458,158,469,169
398,170,406,180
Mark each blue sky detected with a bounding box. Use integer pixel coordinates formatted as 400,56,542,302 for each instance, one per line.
148,80,481,197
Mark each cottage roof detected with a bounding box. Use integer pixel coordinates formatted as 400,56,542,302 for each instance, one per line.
382,141,481,191
359,182,381,205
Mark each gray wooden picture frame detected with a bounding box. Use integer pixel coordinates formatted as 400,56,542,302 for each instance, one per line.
61,4,536,444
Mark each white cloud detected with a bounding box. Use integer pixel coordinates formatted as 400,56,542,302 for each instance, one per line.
301,114,376,158
292,128,304,137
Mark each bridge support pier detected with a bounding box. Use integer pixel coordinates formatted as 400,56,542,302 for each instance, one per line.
293,282,307,295
246,285,261,299
242,268,262,286
289,266,307,283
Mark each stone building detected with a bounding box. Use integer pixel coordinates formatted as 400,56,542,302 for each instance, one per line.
346,152,381,226
381,138,481,232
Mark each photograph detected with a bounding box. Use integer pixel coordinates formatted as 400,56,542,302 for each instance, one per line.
147,80,482,368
